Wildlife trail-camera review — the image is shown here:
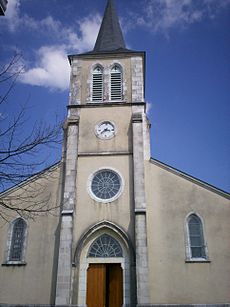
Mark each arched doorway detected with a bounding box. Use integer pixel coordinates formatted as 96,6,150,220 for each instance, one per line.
86,234,123,307
73,223,133,306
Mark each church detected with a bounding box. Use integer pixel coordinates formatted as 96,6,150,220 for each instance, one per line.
0,0,230,306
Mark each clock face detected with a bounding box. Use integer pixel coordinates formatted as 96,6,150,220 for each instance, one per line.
95,121,116,139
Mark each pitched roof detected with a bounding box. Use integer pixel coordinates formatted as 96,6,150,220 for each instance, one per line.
0,162,61,196
93,0,126,53
70,0,144,58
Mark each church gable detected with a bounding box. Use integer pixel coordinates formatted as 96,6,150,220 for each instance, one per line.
145,159,230,303
0,163,61,221
149,158,230,199
0,164,61,304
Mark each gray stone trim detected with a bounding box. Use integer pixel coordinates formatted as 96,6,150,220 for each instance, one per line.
135,208,146,214
63,117,80,129
132,112,143,123
55,215,73,305
69,59,81,105
72,220,135,267
135,306,230,307
55,114,80,305
150,158,230,199
61,210,74,216
132,111,150,304
142,114,151,161
78,151,132,157
185,260,211,263
68,51,146,62
1,304,228,307
131,57,144,102
1,261,27,266
68,102,145,109
132,112,146,211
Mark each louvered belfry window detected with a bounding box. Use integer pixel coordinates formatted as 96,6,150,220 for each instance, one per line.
188,214,206,258
92,66,103,102
111,65,122,101
9,218,26,261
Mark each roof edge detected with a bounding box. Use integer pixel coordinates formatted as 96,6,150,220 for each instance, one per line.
68,50,145,64
150,158,230,199
0,161,61,197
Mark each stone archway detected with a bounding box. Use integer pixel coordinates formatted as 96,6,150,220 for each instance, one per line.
72,221,135,306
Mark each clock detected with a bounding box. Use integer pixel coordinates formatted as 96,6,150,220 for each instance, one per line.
95,121,116,139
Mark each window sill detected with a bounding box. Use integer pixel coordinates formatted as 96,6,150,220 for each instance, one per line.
185,258,211,263
2,261,27,266
88,100,126,104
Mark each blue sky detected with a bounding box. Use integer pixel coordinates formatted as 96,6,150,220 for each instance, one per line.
0,0,230,192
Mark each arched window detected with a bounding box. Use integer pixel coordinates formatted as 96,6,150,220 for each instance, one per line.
92,65,103,102
187,214,206,259
110,65,122,101
9,218,27,261
88,234,123,257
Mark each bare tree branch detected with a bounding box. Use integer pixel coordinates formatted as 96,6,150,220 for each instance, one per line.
0,53,63,221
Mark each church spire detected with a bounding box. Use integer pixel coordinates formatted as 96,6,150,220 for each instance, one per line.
93,0,126,52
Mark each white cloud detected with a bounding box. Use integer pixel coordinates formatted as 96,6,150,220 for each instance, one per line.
4,0,229,91
20,47,70,91
5,0,21,31
58,14,101,52
3,0,101,91
77,15,101,51
146,101,152,115
18,14,101,91
3,0,101,53
0,113,5,119
132,0,230,33
2,0,100,91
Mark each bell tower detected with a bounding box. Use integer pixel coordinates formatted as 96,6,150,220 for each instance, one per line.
55,0,150,305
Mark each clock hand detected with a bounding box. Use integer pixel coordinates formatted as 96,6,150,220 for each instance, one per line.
103,128,111,132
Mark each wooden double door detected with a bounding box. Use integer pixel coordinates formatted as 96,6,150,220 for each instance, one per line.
86,263,123,307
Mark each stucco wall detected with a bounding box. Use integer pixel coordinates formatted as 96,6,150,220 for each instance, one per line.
145,161,230,304
0,166,61,304
78,106,132,154
73,154,134,245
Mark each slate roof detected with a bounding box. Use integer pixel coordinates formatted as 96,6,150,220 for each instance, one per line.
93,0,126,52
0,0,8,15
69,0,144,58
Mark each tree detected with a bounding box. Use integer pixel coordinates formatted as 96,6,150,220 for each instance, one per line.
0,53,63,222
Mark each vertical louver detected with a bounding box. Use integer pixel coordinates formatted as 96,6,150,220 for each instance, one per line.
92,66,103,102
111,65,122,101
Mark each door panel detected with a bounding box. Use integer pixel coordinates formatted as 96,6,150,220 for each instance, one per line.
86,263,123,307
108,264,123,307
86,264,106,307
